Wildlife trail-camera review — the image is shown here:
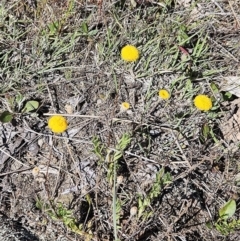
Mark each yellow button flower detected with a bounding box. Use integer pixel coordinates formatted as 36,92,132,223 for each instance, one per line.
121,102,130,111
121,45,139,62
48,115,68,133
158,89,170,100
194,95,212,111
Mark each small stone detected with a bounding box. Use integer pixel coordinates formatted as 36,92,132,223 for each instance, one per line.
65,104,73,114
130,206,138,216
96,99,102,106
117,176,123,185
32,167,40,177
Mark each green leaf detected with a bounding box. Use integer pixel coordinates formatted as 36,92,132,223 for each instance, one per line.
206,221,212,229
22,100,39,113
88,29,98,36
163,172,172,184
115,133,131,151
35,198,43,210
202,124,210,139
48,21,60,35
81,22,88,33
0,111,13,123
210,82,219,93
219,200,236,220
223,91,232,100
113,151,122,162
15,92,24,104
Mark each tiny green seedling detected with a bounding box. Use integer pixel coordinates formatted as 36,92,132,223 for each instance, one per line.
92,136,106,163
210,82,219,94
92,133,132,241
0,93,40,123
219,199,236,221
45,20,62,37
208,199,240,235
81,22,98,37
36,198,93,241
107,133,132,185
137,168,172,220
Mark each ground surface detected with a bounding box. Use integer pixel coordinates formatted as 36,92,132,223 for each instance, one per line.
0,0,240,240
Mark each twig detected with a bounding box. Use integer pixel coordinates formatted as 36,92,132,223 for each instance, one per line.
170,129,191,168
207,36,239,63
0,148,29,167
0,167,32,177
43,113,101,118
229,0,240,28
124,150,158,164
211,0,224,12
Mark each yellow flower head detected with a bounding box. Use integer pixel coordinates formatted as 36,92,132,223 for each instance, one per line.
194,95,212,111
158,89,170,100
48,115,68,133
121,45,139,62
121,102,130,111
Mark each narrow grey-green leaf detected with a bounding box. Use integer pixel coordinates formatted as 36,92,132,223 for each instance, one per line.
202,124,210,139
0,111,13,123
219,199,236,220
88,29,98,36
210,82,219,93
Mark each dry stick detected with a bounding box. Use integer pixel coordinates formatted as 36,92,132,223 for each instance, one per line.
0,167,32,177
172,158,208,183
50,154,63,200
63,139,83,192
25,128,91,144
207,36,239,63
43,113,101,118
44,113,151,123
229,0,240,28
170,129,191,168
0,75,91,97
45,114,191,165
124,150,158,164
45,81,55,111
163,112,191,167
64,139,80,176
0,148,29,167
43,113,174,132
210,0,224,12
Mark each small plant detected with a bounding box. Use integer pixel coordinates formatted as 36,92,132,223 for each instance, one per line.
36,198,93,241
21,100,39,113
0,93,39,123
42,20,62,37
92,133,132,241
107,133,132,185
0,111,13,123
92,136,106,163
112,134,131,241
137,168,172,220
80,22,98,37
208,199,240,235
